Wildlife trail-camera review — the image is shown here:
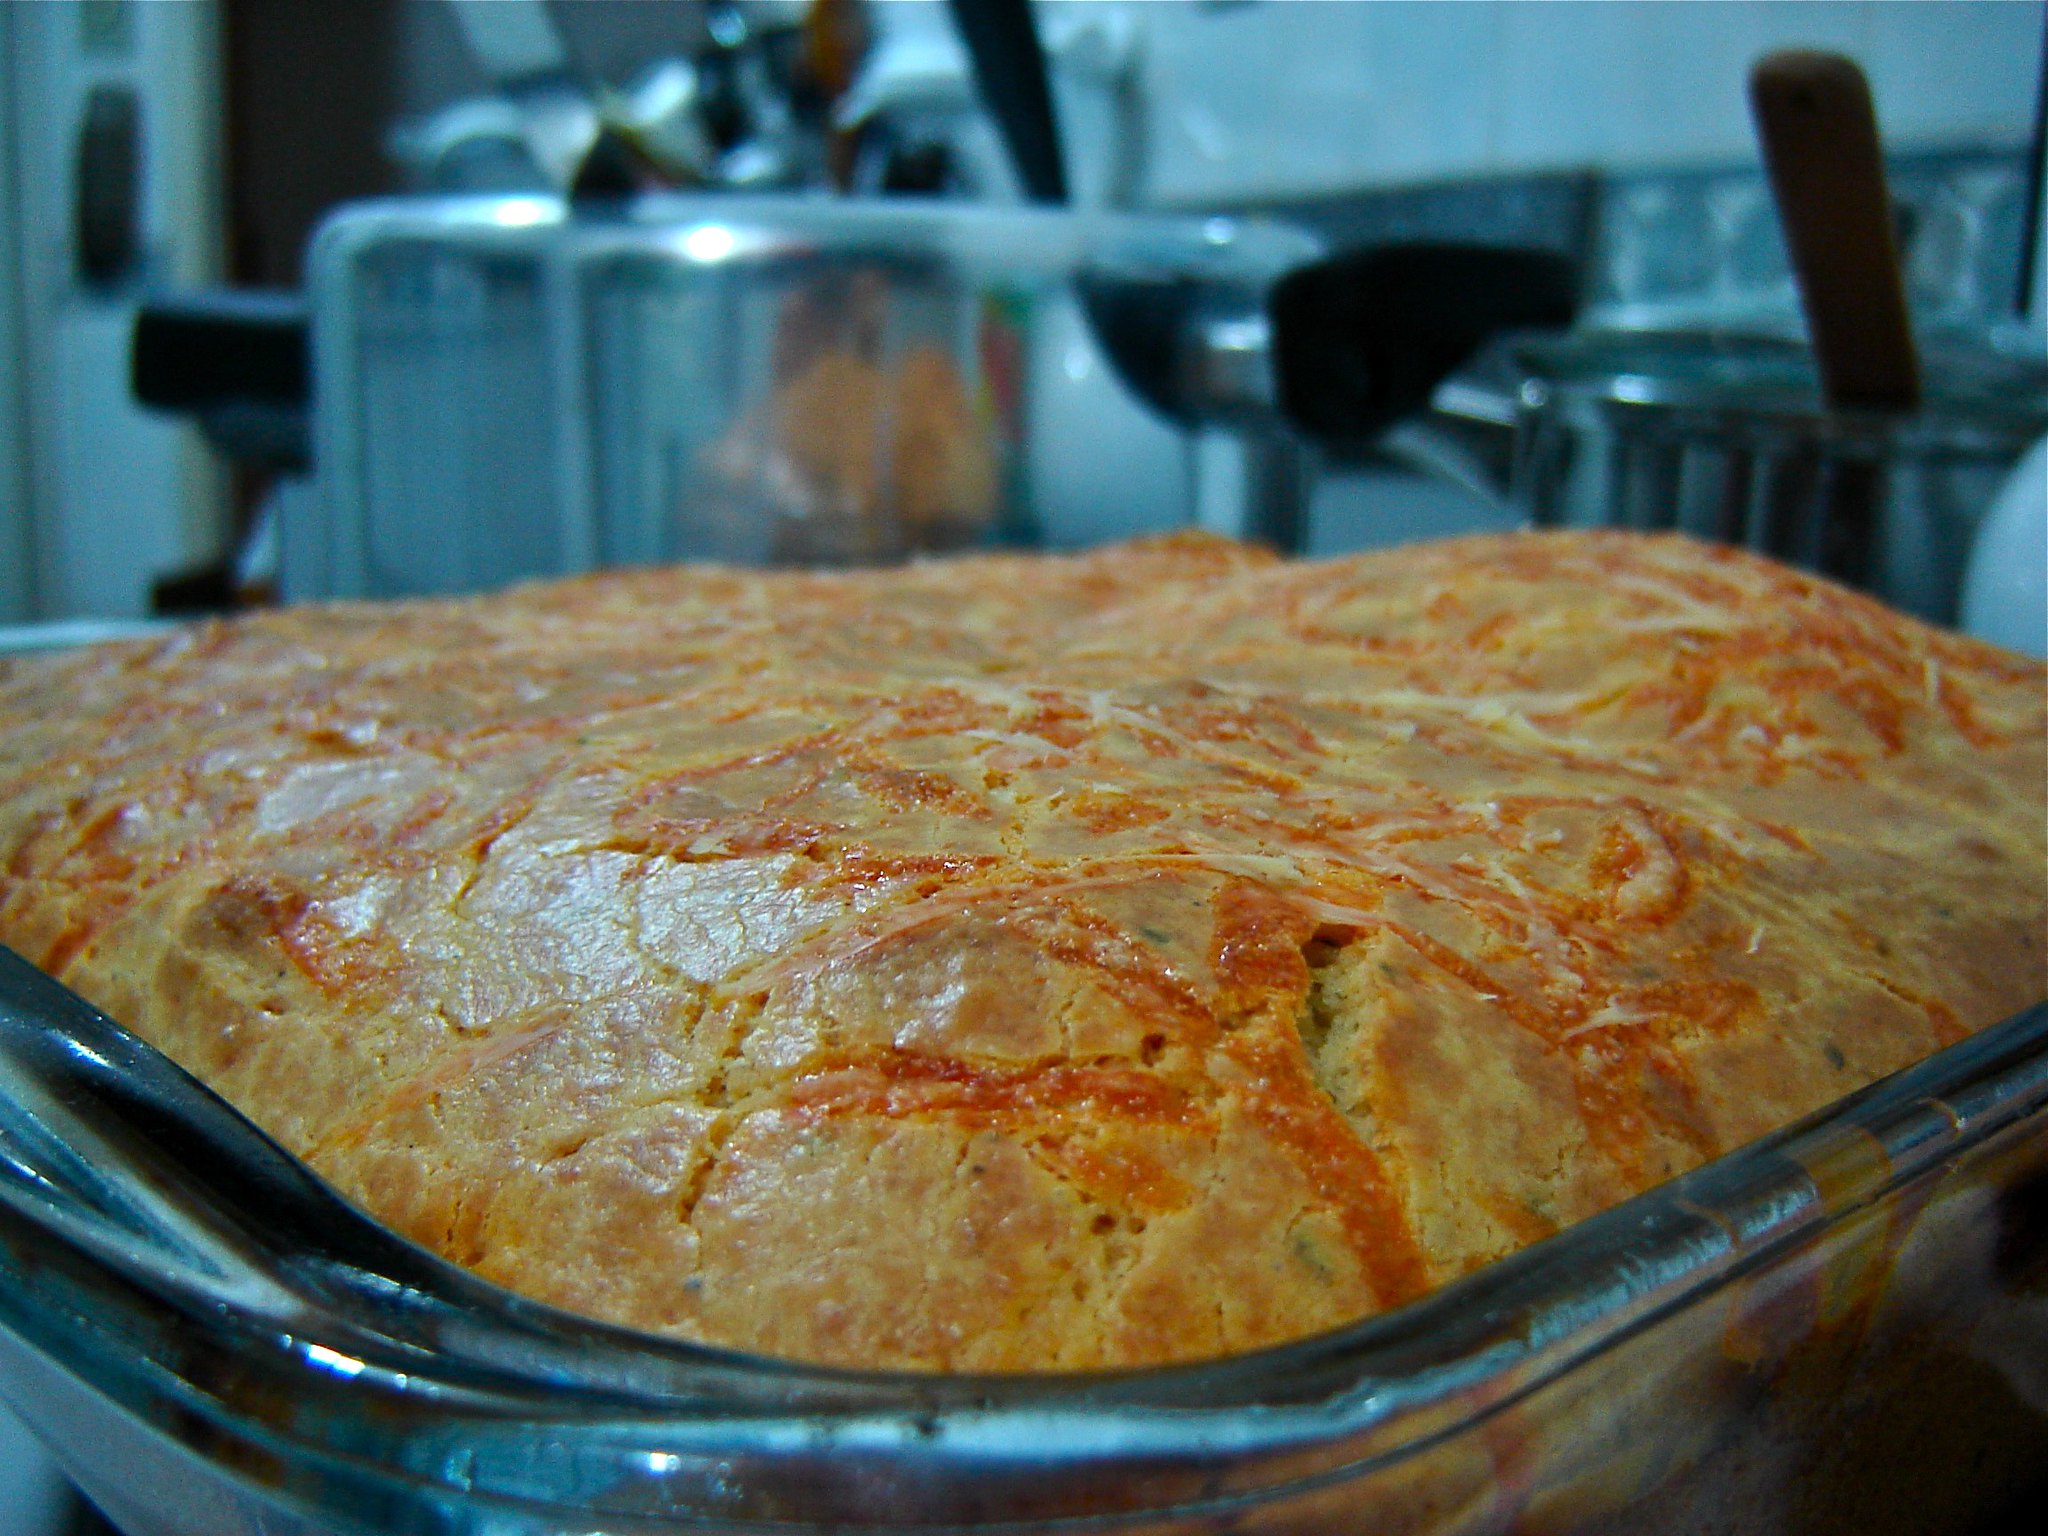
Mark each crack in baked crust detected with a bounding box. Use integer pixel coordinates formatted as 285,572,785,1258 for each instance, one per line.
0,529,2041,1371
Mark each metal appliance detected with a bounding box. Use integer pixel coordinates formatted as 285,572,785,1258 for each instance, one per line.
291,194,1324,598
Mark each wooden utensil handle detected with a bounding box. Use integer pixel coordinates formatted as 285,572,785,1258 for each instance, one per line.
1749,50,1922,412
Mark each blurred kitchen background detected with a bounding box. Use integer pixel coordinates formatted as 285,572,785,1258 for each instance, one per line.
0,0,2042,628
0,5,2044,1528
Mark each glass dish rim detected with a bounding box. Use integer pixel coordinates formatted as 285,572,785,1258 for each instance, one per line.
2,936,2044,1526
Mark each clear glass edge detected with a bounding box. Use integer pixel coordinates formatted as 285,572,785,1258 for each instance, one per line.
1,937,2044,1527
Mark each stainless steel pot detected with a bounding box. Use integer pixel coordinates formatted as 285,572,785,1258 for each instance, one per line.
284,195,1354,598
1425,329,2048,625
136,194,1575,602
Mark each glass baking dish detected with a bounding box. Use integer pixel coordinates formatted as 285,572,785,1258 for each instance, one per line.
1,936,2043,1536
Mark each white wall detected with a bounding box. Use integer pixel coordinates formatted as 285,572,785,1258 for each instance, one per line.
0,8,32,623
976,0,2042,206
0,0,226,622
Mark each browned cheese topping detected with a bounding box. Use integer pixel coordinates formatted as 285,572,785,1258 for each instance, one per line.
1,531,2042,1369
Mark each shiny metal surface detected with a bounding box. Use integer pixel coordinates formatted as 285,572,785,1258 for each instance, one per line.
297,195,1323,600
0,937,2042,1534
1500,330,2048,623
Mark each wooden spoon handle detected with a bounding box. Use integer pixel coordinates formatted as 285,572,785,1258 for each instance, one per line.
1749,50,1921,412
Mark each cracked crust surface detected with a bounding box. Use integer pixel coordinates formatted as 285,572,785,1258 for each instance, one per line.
0,530,2042,1370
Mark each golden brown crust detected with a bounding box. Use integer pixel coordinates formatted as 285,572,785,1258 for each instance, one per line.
1,530,2042,1370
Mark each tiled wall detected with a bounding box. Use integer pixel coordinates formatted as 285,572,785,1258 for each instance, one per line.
1585,144,2035,331
1126,0,2042,205
1020,0,2042,331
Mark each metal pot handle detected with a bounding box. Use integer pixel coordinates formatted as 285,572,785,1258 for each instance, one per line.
1078,240,1576,481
